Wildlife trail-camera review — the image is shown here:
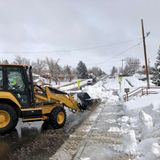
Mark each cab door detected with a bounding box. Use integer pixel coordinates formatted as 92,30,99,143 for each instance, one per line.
5,66,31,108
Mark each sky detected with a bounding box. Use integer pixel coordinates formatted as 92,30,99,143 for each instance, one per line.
0,0,160,73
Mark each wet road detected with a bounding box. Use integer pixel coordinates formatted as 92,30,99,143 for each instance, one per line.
0,106,96,160
0,120,68,160
50,103,135,160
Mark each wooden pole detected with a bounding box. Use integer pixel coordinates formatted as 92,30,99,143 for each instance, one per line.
141,19,150,88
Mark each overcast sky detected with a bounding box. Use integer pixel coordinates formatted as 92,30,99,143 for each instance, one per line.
0,0,160,73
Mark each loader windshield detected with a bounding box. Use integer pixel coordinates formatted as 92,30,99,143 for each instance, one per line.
6,67,29,106
7,68,24,91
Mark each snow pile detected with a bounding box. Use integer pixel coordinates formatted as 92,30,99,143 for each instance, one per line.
123,93,160,159
108,127,121,132
33,73,49,85
83,81,119,103
104,78,121,90
139,111,153,138
111,127,137,154
80,158,90,160
125,75,146,88
122,130,137,154
137,139,160,160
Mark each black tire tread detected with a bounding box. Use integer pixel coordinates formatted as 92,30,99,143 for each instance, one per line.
0,103,18,134
49,106,66,129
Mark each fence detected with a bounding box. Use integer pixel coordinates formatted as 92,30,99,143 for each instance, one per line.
124,86,160,101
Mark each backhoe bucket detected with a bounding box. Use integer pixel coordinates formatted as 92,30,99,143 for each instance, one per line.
77,92,93,110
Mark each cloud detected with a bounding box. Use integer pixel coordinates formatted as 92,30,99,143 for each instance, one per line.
0,0,159,73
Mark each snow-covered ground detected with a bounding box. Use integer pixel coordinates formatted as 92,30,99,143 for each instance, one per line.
50,74,160,160
105,75,147,96
122,92,160,160
83,75,160,160
106,75,160,160
82,80,119,103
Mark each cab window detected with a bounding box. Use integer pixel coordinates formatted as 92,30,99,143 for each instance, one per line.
6,67,29,107
7,67,25,91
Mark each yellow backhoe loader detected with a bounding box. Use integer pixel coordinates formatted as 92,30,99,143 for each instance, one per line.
0,64,91,134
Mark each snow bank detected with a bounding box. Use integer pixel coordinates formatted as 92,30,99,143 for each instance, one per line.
122,130,137,154
112,127,137,154
137,138,160,160
125,93,160,113
83,81,119,103
123,92,160,159
125,75,146,88
104,75,146,96
95,76,160,159
139,111,153,138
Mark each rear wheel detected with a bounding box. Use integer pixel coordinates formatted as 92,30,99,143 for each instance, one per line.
0,104,18,134
49,106,66,129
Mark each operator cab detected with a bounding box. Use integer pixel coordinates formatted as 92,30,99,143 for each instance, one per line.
0,65,35,108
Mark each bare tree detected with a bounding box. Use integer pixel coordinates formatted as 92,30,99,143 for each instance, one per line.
32,59,46,76
123,58,140,76
13,56,30,65
89,67,106,77
110,66,118,76
0,59,9,64
63,65,74,82
45,57,61,84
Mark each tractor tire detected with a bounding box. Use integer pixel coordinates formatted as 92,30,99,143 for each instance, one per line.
0,104,18,134
49,106,66,129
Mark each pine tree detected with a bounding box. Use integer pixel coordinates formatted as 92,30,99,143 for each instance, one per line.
76,61,88,79
110,66,118,76
152,47,160,86
63,65,73,81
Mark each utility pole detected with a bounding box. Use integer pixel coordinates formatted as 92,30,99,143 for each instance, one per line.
141,19,150,88
121,59,126,73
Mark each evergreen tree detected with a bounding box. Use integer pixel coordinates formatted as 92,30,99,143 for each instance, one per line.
152,47,160,86
110,66,118,76
63,65,73,81
76,61,88,79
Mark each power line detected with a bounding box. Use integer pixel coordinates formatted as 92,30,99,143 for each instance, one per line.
95,41,142,66
60,39,139,52
0,39,140,54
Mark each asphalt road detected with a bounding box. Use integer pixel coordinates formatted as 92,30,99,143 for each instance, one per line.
0,105,97,160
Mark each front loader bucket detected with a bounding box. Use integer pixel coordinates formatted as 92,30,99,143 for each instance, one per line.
77,92,93,110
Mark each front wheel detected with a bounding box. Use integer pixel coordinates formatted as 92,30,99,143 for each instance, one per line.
49,106,66,129
0,104,18,134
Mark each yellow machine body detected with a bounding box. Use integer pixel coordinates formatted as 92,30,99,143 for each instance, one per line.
0,91,62,122
35,86,81,112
